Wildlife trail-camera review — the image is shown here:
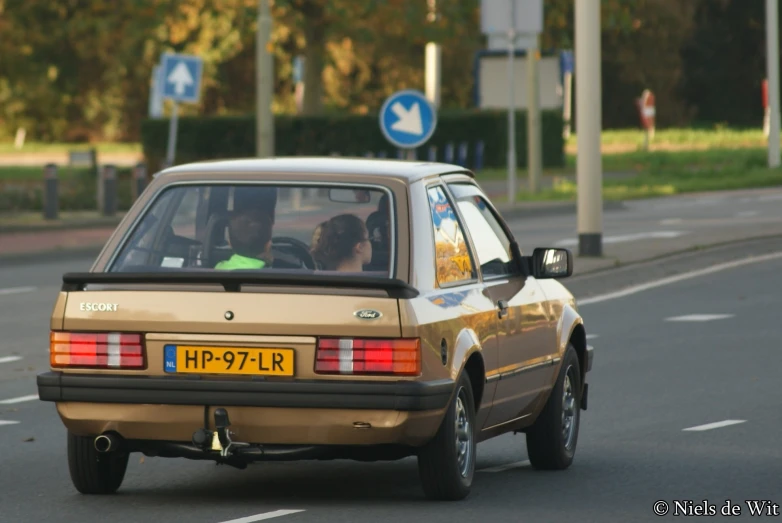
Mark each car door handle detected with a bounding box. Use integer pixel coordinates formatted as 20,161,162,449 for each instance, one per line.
497,300,509,318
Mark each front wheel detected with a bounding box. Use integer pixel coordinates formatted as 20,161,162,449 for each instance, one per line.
525,343,582,470
417,372,476,501
67,432,129,494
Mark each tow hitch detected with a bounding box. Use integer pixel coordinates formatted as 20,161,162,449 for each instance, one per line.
192,407,251,458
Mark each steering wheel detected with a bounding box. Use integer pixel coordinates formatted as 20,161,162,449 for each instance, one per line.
271,236,317,270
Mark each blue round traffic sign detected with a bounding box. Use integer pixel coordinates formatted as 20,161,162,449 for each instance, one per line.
379,89,437,149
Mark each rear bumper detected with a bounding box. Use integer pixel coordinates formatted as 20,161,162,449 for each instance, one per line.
37,371,454,412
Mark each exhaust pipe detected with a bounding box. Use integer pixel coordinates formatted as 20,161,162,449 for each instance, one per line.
94,433,120,453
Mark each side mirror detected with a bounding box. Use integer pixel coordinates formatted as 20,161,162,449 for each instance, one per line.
531,247,573,279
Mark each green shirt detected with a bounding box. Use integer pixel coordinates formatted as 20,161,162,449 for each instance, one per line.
214,254,267,271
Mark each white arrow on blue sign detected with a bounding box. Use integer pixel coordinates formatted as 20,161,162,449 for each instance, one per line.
161,53,203,103
379,89,437,149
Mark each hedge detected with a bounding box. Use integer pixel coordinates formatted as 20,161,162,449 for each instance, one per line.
140,109,565,174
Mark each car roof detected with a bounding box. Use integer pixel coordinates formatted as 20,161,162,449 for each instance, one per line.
156,157,474,184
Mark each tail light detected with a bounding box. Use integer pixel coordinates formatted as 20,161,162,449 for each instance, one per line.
315,338,420,376
50,331,146,369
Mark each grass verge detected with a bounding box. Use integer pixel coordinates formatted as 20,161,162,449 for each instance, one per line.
477,146,782,201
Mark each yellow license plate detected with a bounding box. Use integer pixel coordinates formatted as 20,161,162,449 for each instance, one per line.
164,345,294,376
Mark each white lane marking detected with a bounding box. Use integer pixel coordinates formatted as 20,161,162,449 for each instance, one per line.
586,334,599,339
683,420,746,432
0,356,22,364
0,420,20,426
0,286,36,296
736,210,759,218
577,251,782,306
479,460,530,473
660,218,683,225
555,231,687,247
0,394,38,405
218,510,306,523
666,314,734,322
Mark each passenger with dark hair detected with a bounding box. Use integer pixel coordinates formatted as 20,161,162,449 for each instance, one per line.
215,208,273,270
310,214,372,272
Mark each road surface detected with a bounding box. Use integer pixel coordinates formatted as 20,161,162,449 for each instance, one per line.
1,189,782,521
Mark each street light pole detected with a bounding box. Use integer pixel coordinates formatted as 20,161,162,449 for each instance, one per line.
575,0,603,257
507,0,517,205
257,0,274,157
766,0,780,168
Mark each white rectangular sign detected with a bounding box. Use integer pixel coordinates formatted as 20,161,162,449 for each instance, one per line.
481,0,544,35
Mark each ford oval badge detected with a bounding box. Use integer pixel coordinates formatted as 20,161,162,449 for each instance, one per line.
354,309,383,320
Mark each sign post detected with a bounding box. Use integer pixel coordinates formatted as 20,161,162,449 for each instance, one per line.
160,53,203,168
575,0,603,257
766,0,781,168
378,89,438,159
560,50,574,139
635,89,656,151
148,65,164,118
763,79,770,137
481,0,544,203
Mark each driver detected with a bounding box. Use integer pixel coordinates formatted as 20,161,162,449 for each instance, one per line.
214,208,273,270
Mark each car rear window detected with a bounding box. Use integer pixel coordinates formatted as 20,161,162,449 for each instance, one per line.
108,183,395,277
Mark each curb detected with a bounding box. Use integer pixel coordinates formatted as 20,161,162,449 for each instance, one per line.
495,200,626,220
0,245,104,268
0,217,123,235
566,232,782,282
0,200,625,237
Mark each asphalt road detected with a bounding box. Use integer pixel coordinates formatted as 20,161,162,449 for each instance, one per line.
2,191,782,521
505,187,782,263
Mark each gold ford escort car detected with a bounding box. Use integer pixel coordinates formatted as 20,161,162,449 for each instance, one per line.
37,157,594,501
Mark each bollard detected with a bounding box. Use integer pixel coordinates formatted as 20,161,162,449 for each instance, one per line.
364,151,375,158
444,142,455,163
43,163,58,220
133,162,147,201
101,164,117,217
474,141,485,171
458,142,468,167
377,150,387,158
428,145,437,162
397,149,405,159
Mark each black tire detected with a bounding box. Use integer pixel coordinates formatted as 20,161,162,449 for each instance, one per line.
67,432,129,494
417,372,477,501
525,343,582,470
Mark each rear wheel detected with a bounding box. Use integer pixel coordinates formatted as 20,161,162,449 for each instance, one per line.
67,432,129,494
525,343,582,470
417,372,476,501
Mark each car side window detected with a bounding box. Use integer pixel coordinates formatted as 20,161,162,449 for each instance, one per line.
447,185,514,278
426,185,476,286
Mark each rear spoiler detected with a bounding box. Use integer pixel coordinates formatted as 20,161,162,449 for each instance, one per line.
61,271,420,299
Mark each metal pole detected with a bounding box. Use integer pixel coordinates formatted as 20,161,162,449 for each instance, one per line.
425,0,441,109
767,0,780,168
425,43,442,109
257,0,274,157
575,0,603,257
43,163,58,220
527,36,541,194
165,102,179,167
507,0,517,205
563,71,573,139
